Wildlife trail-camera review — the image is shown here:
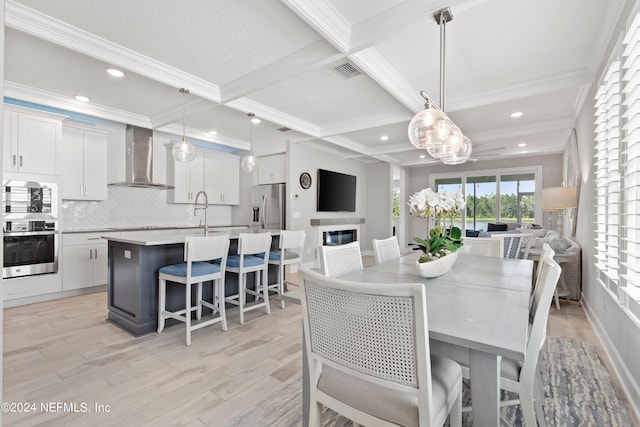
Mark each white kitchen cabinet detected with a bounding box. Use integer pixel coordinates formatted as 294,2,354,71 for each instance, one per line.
167,151,205,203
168,151,239,205
62,233,108,291
3,105,64,175
61,125,108,200
205,152,240,205
258,153,286,184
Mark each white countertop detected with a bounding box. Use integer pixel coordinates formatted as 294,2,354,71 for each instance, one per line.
102,228,280,246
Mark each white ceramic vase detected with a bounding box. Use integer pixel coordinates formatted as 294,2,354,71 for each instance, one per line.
415,251,458,278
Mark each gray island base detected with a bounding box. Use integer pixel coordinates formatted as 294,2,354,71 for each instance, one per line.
104,230,280,336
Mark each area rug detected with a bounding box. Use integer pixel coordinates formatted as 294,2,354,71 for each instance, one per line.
226,337,633,426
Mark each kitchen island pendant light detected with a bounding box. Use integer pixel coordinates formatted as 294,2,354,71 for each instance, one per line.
408,7,472,165
172,88,197,163
241,113,258,173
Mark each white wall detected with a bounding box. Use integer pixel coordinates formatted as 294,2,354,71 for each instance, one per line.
365,162,393,252
288,142,368,265
60,123,233,230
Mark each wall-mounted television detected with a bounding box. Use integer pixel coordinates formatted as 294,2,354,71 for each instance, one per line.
317,169,356,212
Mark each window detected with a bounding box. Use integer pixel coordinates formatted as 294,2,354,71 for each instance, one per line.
431,167,542,232
594,12,640,298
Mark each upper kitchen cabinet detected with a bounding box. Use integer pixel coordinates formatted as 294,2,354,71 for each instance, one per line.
205,152,239,205
258,153,286,184
167,151,206,203
168,151,239,205
61,125,109,201
3,105,65,176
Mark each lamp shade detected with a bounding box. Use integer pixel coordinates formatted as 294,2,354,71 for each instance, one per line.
542,186,577,210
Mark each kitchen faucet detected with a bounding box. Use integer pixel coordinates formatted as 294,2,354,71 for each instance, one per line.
194,190,209,236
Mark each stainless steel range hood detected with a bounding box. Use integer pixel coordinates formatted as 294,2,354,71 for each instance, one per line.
109,125,174,189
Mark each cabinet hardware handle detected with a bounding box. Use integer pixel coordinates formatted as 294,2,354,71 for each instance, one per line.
80,184,84,195
12,154,16,166
84,185,88,195
19,155,23,167
94,249,98,259
89,249,93,260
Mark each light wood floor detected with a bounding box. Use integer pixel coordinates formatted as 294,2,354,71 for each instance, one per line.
3,261,638,426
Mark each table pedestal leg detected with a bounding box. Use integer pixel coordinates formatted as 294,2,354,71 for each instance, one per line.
470,349,501,426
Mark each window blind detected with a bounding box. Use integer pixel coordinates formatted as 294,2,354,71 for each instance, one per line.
622,14,640,288
594,60,621,283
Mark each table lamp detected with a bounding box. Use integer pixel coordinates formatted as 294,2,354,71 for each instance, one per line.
542,186,578,234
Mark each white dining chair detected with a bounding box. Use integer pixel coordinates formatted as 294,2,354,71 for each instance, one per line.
299,268,463,427
157,234,230,346
257,229,306,309
463,248,561,426
320,241,363,277
223,232,272,325
372,236,401,264
459,237,502,257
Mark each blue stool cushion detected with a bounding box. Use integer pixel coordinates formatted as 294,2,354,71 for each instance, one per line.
226,255,264,268
256,250,300,261
159,261,220,277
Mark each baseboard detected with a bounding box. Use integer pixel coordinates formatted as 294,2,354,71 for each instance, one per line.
582,293,640,421
3,285,107,308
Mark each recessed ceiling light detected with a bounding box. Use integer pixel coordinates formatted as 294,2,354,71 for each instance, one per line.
419,154,426,159
74,95,90,102
518,142,527,148
379,135,389,141
251,117,261,124
208,130,218,136
106,68,124,77
510,111,524,118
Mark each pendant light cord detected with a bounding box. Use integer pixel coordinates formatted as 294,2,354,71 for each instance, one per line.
180,88,189,141
439,10,446,112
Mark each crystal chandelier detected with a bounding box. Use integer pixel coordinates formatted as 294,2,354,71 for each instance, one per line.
172,88,197,162
408,7,472,165
241,113,258,173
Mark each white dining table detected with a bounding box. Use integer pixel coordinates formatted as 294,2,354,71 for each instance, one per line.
283,252,533,427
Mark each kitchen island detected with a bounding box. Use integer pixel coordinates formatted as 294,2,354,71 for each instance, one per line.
103,229,280,336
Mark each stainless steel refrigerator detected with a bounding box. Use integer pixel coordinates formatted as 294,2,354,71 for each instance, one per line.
250,183,286,230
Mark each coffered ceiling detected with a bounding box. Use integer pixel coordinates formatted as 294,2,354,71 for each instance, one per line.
3,0,626,165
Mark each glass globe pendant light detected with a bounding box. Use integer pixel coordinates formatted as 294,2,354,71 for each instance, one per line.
172,88,197,162
241,113,258,173
408,7,472,165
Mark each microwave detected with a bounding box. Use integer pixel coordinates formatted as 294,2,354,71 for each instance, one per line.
3,180,58,220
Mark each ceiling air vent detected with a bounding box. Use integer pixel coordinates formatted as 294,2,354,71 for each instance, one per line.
277,127,291,132
331,62,363,79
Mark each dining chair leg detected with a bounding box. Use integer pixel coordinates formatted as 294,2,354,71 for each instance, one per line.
185,281,192,346
217,278,228,331
263,268,271,315
196,282,203,320
239,272,245,325
520,387,538,427
450,383,462,427
279,263,285,309
157,278,166,333
534,370,546,426
309,400,322,427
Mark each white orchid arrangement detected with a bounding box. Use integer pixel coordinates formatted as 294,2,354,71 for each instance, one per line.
408,188,466,262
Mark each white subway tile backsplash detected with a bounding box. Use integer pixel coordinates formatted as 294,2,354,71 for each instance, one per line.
60,186,231,230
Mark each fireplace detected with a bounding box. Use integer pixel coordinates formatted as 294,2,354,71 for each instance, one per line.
322,229,357,246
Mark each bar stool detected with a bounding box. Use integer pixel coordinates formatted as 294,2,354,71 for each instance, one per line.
223,232,272,325
257,229,306,308
157,234,230,346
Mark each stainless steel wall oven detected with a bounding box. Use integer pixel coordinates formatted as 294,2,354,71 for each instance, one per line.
3,181,59,279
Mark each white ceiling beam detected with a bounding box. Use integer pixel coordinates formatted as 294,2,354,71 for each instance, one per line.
467,119,575,143
157,123,248,151
348,0,485,53
220,41,344,103
6,1,222,103
318,111,411,137
149,97,218,129
280,0,351,54
226,97,321,137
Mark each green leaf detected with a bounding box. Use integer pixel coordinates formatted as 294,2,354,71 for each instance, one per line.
449,226,462,240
